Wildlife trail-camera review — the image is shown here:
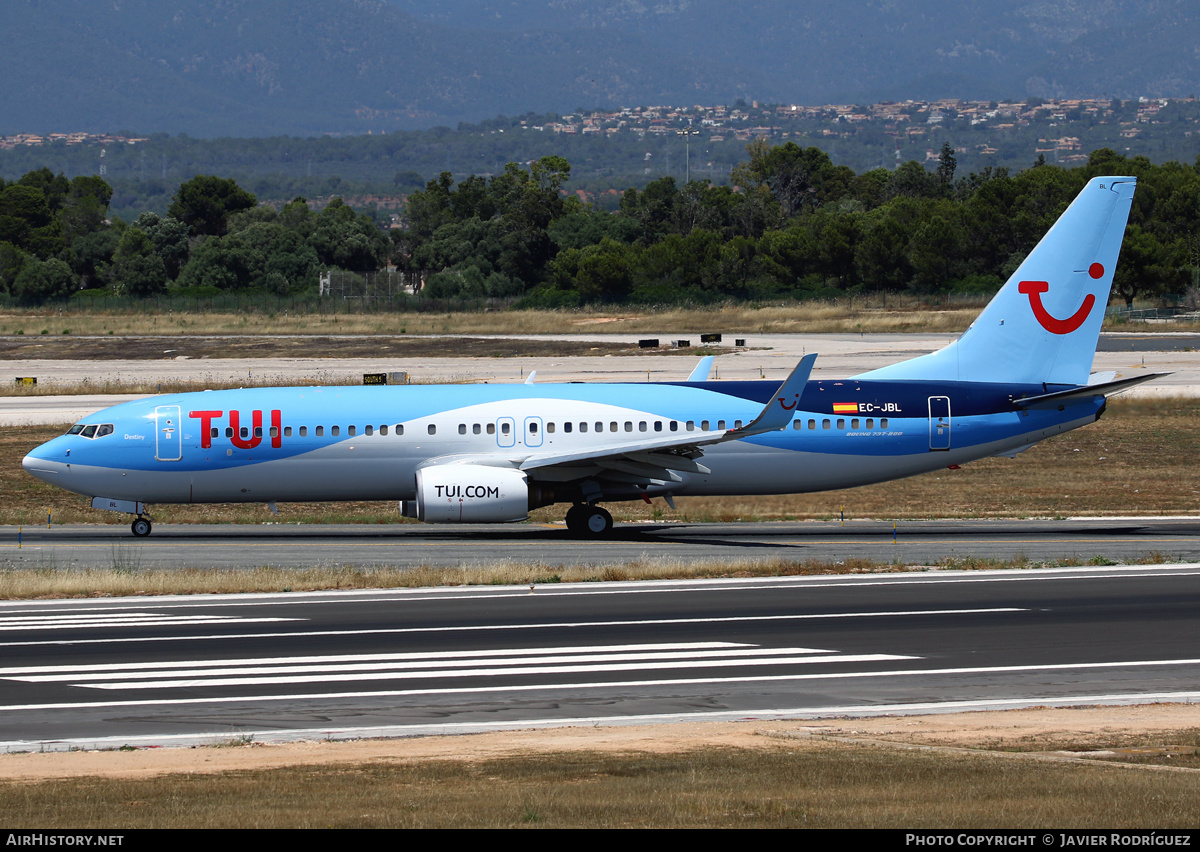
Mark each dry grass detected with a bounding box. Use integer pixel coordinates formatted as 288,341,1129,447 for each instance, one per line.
0,555,1134,600
3,740,1199,828
2,301,1194,338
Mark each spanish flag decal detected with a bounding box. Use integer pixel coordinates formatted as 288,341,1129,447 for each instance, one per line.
832,402,859,414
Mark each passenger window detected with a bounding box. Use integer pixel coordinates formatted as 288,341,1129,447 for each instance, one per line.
881,418,889,429
254,427,263,438
380,425,388,436
564,422,573,433
299,426,308,437
501,423,510,435
284,427,293,437
396,424,405,435
793,419,801,430
316,426,324,436
473,424,481,435
596,422,603,433
670,421,678,432
610,422,618,432
851,419,860,429
654,421,662,432
546,422,555,433
211,427,219,438
486,423,495,435
365,425,373,436
866,419,874,429
701,420,710,431
348,426,356,437
808,419,816,430
241,427,249,439
269,427,279,438
734,420,743,429
638,421,647,432
428,424,436,435
226,427,234,438
717,420,726,430
686,421,695,431
530,422,539,434
458,424,466,435
837,419,845,429
822,419,830,430
624,421,633,432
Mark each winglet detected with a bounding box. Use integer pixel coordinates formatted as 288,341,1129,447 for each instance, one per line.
687,355,715,382
524,371,537,385
728,353,816,438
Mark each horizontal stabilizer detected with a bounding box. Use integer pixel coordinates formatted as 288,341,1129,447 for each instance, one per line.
1014,373,1169,408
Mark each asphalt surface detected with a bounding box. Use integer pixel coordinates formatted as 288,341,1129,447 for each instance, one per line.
5,518,1200,570
1,564,1198,749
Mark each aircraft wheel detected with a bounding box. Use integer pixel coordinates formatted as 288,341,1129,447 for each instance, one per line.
564,504,588,534
131,517,152,537
582,506,613,537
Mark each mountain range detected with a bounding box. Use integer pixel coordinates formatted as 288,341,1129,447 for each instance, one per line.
6,0,1199,137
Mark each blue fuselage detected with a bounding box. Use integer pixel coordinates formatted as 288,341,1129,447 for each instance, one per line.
22,378,1102,506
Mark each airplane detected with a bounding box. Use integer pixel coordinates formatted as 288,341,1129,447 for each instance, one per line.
23,175,1161,538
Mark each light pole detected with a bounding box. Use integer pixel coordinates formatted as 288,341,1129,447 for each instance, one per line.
676,124,700,184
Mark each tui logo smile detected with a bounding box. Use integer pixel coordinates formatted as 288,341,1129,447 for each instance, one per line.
1017,263,1103,334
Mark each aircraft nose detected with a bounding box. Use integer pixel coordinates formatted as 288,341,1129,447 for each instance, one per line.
22,442,66,483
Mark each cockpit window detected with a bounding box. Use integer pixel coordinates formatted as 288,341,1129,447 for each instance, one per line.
69,423,115,439
96,424,114,438
80,425,98,439
67,424,85,435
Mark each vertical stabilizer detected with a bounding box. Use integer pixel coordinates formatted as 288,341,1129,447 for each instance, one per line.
858,176,1136,385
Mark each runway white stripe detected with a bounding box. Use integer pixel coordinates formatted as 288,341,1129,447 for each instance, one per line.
79,653,916,690
0,607,1025,647
0,613,298,631
1,641,915,690
20,646,841,683
2,658,1198,714
0,641,749,676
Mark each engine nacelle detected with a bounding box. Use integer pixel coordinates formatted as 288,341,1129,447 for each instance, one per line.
409,464,530,523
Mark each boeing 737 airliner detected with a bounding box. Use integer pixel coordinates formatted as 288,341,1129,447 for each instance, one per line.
23,176,1160,537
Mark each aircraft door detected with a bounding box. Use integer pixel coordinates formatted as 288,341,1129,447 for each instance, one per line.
928,396,951,451
155,405,183,461
524,416,543,448
495,417,516,448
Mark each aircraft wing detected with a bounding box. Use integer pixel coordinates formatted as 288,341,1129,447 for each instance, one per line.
519,355,816,480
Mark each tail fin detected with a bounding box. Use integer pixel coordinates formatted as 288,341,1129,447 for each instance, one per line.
858,176,1136,386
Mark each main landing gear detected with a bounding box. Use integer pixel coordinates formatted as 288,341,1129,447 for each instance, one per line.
131,515,152,537
564,503,613,538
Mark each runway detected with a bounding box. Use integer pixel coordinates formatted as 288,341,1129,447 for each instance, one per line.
5,518,1200,570
1,564,1198,749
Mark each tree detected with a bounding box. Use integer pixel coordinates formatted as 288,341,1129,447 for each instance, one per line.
111,227,168,296
936,142,957,188
11,257,75,301
168,176,257,237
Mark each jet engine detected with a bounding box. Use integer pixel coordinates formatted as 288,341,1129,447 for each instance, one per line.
405,464,531,523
